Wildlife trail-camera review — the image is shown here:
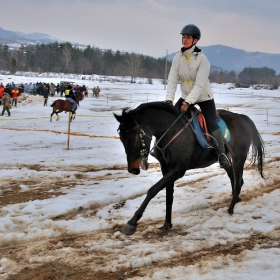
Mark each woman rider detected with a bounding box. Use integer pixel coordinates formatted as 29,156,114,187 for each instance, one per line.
165,24,231,168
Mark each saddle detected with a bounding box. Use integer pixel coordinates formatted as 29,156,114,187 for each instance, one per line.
190,108,231,149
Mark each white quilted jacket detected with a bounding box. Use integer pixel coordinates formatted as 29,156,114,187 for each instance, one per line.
166,45,214,105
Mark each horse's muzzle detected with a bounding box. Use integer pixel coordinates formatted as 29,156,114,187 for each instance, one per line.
128,158,141,175
129,168,140,175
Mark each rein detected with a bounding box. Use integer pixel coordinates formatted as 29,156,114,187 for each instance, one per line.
120,124,152,160
154,110,198,156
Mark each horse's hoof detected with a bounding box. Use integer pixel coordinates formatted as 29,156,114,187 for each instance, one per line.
227,208,234,215
121,223,137,235
157,223,172,231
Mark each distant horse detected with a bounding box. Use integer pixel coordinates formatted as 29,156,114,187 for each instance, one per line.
50,91,83,122
114,102,265,235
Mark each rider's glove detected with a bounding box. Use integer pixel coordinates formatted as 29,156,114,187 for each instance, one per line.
165,100,173,106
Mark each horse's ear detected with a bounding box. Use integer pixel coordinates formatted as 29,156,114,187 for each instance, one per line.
113,113,122,123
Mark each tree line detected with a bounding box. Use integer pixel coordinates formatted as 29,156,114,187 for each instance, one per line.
209,66,280,89
1,42,279,88
0,42,171,83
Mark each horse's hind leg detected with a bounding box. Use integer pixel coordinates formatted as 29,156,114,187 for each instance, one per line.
227,157,246,215
50,111,55,122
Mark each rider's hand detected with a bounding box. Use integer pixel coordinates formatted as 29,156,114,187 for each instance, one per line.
180,101,189,112
165,100,173,106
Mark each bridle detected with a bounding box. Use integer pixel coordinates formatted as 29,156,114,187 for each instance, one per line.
138,127,152,161
118,122,152,161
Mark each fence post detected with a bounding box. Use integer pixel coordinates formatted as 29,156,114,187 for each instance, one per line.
266,108,268,126
67,113,71,150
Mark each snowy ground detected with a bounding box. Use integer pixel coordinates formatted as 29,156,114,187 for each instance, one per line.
0,73,280,279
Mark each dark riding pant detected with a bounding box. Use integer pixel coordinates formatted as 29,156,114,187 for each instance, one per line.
174,98,219,133
175,98,230,168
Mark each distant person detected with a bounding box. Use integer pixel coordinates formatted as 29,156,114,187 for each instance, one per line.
96,86,100,98
43,84,49,106
5,84,11,97
24,83,29,94
1,91,11,116
56,83,60,95
92,87,96,97
49,83,55,97
19,83,24,94
9,82,15,90
60,83,65,97
165,23,230,169
0,84,4,105
11,87,20,107
65,85,77,114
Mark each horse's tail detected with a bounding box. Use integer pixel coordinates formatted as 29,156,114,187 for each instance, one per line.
240,114,265,178
51,101,56,107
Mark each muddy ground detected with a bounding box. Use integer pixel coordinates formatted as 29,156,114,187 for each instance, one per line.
1,158,280,280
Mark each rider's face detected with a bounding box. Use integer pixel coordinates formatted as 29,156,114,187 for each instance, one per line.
182,34,198,48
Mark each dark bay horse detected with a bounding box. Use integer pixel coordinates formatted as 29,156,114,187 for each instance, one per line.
50,91,83,122
114,102,265,235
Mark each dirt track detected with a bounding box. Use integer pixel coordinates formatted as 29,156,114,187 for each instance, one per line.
1,159,280,280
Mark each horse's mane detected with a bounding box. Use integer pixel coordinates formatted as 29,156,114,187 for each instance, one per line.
122,101,179,118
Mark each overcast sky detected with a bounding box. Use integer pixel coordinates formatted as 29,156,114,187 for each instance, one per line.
2,0,280,57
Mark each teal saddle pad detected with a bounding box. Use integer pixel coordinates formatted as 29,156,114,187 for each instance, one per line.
191,112,231,149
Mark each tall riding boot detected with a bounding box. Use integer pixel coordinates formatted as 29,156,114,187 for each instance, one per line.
211,129,231,168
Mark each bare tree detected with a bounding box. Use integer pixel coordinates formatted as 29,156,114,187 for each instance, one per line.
61,43,72,73
127,53,142,83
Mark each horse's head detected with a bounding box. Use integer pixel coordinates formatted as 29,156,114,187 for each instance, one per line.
76,90,84,101
114,111,152,175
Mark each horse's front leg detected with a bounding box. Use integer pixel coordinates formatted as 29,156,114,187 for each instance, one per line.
122,181,165,236
122,168,184,236
157,159,174,231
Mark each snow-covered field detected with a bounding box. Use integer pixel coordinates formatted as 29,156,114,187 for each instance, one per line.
0,73,280,280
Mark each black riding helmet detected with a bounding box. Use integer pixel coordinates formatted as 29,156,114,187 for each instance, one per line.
180,24,201,40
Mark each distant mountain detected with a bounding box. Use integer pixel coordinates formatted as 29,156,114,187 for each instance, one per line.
167,45,280,74
1,27,280,74
0,27,84,49
0,27,60,44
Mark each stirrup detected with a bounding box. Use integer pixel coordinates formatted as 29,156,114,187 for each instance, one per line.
218,153,231,168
